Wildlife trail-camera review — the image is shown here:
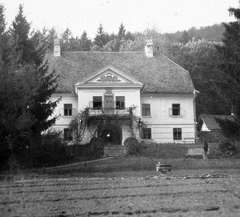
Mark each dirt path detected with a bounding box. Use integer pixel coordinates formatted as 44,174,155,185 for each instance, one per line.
1,173,240,217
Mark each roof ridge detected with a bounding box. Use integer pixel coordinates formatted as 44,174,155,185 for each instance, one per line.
161,53,189,73
62,51,144,54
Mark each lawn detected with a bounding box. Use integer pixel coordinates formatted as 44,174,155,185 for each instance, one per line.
35,142,240,177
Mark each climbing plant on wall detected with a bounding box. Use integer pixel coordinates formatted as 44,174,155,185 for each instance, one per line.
69,105,145,144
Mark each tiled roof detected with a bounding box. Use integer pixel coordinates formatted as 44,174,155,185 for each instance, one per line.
47,51,195,93
199,114,235,131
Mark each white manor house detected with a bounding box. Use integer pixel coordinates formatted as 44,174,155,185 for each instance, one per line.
48,39,197,145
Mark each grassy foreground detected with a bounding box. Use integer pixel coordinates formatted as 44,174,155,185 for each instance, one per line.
36,142,240,176
1,142,239,180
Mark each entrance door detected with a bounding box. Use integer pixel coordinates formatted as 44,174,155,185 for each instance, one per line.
104,95,114,114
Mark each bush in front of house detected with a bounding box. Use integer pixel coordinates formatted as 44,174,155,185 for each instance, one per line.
88,137,104,158
17,131,70,168
218,138,236,153
124,137,140,155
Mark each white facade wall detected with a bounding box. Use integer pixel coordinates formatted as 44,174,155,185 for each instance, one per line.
141,93,195,143
50,91,196,144
77,88,141,116
50,93,78,132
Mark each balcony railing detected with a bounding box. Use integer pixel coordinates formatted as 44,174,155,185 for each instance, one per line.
88,102,132,116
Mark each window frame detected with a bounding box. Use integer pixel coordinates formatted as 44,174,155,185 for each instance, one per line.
143,128,152,139
172,103,181,116
93,96,102,110
142,103,151,116
173,128,182,140
64,104,72,116
116,96,125,110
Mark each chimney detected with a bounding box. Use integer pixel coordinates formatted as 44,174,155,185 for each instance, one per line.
145,39,154,58
54,38,60,57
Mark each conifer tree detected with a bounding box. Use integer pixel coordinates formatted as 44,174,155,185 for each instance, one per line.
215,6,240,118
11,4,33,65
10,4,58,138
80,31,92,51
94,24,110,48
118,23,126,40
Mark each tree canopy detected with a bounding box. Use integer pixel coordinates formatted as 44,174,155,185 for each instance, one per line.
0,4,58,162
214,6,240,118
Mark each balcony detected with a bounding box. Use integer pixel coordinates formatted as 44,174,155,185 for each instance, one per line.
88,101,133,116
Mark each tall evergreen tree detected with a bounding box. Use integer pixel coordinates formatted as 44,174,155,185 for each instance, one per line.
0,4,6,68
11,4,34,65
79,31,92,51
61,27,73,51
215,6,240,118
118,23,126,40
94,24,110,48
10,5,59,138
46,27,58,51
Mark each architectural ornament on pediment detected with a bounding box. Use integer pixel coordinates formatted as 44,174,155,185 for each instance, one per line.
97,72,121,83
105,87,113,94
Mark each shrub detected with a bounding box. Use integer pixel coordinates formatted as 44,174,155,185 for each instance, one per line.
89,137,104,158
17,131,70,168
0,142,11,170
124,137,140,155
218,138,236,153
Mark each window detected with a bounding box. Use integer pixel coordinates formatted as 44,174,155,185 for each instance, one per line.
143,128,152,139
142,104,151,116
93,96,102,109
63,128,72,141
116,96,125,109
172,104,180,116
64,104,72,116
173,128,182,140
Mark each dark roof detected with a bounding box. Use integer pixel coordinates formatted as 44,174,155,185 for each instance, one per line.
199,114,235,131
47,51,195,93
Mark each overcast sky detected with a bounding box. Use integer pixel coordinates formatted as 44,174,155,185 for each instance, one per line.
1,0,239,39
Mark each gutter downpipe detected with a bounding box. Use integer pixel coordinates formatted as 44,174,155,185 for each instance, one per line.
193,89,200,143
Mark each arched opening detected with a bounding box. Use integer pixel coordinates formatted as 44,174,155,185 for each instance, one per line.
98,124,122,145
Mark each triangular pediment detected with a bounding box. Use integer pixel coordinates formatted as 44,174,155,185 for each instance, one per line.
89,69,128,83
76,65,142,85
